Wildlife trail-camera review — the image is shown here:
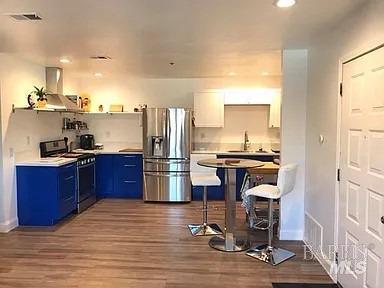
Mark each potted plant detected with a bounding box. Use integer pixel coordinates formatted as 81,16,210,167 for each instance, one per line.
31,86,47,108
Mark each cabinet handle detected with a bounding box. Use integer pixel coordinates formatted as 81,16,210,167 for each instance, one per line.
124,164,136,167
63,164,74,169
123,180,136,183
123,155,136,158
65,176,74,181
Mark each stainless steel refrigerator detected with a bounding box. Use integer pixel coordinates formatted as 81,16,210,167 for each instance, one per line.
143,108,192,202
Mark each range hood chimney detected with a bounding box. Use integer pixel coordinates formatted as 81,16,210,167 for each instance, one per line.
45,67,81,112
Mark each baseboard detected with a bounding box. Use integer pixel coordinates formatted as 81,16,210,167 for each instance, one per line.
0,218,18,233
303,239,337,282
279,229,303,240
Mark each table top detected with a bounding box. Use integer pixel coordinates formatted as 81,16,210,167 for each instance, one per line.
247,161,279,175
197,158,264,169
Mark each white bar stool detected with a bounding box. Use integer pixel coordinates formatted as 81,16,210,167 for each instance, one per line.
188,154,223,236
244,163,298,265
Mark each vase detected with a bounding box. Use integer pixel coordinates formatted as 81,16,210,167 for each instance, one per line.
37,99,47,108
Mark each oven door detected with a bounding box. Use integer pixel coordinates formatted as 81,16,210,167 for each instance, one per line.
77,162,96,202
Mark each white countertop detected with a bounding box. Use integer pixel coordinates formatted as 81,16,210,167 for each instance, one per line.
16,148,143,167
192,150,279,156
72,149,143,155
16,158,77,167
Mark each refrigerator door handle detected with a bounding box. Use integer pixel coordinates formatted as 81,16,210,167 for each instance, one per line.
144,159,189,164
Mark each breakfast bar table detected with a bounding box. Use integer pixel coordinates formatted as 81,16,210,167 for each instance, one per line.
197,158,264,252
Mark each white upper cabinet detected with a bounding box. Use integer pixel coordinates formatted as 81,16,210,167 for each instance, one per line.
269,91,281,128
193,91,224,127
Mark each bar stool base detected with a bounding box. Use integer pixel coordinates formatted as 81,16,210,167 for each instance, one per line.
188,223,223,236
246,244,295,265
209,236,250,252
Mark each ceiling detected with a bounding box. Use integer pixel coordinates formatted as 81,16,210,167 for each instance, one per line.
0,0,366,78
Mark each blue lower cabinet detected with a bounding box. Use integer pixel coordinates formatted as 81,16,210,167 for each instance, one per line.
96,154,114,197
17,163,77,226
96,154,143,199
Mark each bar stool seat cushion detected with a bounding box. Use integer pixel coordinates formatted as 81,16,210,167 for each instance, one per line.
191,173,221,187
245,184,280,199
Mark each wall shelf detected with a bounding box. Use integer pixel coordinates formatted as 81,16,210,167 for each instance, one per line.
12,105,142,116
12,105,79,114
81,112,143,115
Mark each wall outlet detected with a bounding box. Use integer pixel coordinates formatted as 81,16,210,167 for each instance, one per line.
26,136,31,145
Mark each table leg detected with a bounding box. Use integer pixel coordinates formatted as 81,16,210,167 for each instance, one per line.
209,168,250,252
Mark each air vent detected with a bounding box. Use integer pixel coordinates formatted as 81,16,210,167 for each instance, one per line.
90,56,112,60
8,13,42,21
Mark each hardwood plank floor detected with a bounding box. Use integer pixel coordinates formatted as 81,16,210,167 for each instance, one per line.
0,199,333,288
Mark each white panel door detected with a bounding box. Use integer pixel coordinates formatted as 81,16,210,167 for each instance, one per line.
339,47,384,288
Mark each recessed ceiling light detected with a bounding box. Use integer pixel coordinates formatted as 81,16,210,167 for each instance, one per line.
94,72,103,77
228,72,236,76
261,71,270,76
275,0,296,8
59,57,71,64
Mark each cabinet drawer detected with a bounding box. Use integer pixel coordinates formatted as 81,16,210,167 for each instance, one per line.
116,165,140,181
58,166,77,218
115,180,141,198
115,154,141,166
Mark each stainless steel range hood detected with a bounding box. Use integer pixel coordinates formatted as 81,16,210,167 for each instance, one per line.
45,67,82,112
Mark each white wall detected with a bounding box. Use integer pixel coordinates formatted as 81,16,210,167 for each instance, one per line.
280,49,307,240
0,54,76,232
67,73,281,148
305,0,384,276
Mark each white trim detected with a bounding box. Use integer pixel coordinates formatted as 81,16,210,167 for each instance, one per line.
333,58,343,284
340,40,384,63
0,218,18,233
279,229,303,240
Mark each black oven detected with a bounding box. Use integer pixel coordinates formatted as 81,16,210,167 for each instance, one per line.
77,157,96,213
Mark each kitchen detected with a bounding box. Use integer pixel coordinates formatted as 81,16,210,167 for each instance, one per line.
15,66,281,218
1,0,383,288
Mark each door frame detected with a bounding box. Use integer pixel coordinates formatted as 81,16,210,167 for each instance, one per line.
334,41,384,282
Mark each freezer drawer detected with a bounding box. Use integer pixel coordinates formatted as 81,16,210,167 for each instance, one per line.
143,171,191,202
143,158,190,172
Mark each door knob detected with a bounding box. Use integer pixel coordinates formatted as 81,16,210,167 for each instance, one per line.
381,216,384,224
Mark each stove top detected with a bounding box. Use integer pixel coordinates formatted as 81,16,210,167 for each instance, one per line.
50,152,95,160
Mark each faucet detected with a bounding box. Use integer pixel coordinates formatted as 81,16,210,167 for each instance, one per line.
243,131,251,151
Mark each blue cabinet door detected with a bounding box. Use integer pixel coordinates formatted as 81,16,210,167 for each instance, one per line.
114,154,143,198
96,154,114,197
17,164,77,226
58,164,77,219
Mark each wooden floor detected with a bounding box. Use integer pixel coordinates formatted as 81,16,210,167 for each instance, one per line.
0,199,333,288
